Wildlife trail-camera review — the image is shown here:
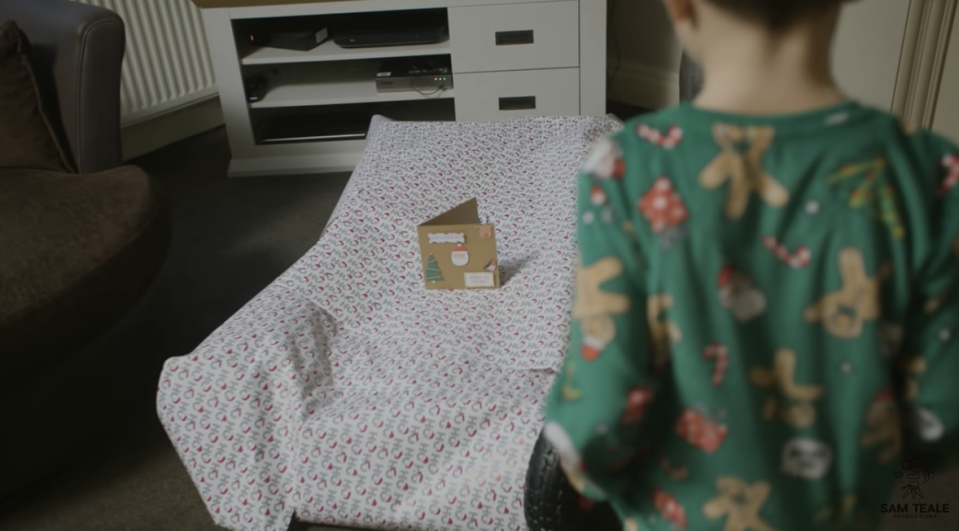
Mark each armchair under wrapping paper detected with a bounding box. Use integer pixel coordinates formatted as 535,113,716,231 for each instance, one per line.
0,0,169,499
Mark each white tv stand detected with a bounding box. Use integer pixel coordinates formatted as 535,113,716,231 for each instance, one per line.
197,0,607,177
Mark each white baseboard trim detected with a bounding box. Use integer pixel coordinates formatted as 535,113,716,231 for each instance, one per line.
227,152,362,178
607,59,679,111
120,88,221,127
121,97,225,161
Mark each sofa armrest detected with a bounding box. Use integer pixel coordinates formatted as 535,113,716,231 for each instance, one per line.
0,0,125,173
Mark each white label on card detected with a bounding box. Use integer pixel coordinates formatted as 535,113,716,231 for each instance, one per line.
428,233,465,244
464,272,495,288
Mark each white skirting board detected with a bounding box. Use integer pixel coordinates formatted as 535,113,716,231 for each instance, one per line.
121,97,225,161
227,152,362,178
606,59,679,111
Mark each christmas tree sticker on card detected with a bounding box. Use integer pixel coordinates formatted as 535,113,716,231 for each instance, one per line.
417,198,500,290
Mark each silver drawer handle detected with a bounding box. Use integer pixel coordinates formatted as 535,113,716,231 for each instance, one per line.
499,96,536,111
495,30,534,45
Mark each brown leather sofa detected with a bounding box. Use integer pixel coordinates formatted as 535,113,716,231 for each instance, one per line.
0,0,169,498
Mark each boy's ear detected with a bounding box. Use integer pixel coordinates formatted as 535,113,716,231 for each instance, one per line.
661,0,695,22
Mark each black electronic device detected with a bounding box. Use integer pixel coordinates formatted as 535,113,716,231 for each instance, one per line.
332,9,447,49
334,26,445,48
375,56,452,93
260,112,371,144
246,18,331,51
248,27,329,51
243,74,270,103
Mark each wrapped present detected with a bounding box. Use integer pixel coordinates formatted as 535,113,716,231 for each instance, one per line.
654,487,688,530
622,387,654,424
676,407,727,454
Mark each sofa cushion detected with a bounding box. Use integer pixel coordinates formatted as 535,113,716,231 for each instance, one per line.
0,166,168,400
0,20,74,172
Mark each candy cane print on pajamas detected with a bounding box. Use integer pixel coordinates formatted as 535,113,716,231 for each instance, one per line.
702,344,729,386
762,237,811,268
636,124,684,149
659,454,689,480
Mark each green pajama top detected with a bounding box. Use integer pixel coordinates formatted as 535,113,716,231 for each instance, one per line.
544,101,959,531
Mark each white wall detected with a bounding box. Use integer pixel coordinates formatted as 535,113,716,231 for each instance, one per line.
609,0,910,111
933,6,959,143
831,0,910,111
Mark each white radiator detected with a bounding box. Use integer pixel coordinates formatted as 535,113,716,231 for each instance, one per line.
75,0,219,125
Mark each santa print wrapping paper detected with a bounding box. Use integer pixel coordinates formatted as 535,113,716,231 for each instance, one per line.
157,116,622,531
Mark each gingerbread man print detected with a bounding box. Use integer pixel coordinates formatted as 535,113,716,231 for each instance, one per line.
702,477,777,531
861,390,901,464
750,349,823,428
648,294,683,372
573,257,630,361
805,248,891,339
700,123,790,219
899,356,927,401
815,494,874,531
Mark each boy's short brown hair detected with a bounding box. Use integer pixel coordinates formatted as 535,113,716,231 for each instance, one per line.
707,0,843,28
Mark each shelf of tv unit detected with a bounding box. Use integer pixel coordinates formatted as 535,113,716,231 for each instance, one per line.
198,0,606,177
239,36,451,65
248,62,454,108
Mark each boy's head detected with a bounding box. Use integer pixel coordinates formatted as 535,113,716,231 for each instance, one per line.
663,0,850,63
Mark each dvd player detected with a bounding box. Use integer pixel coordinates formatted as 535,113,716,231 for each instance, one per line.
333,26,445,48
375,56,452,93
332,9,447,49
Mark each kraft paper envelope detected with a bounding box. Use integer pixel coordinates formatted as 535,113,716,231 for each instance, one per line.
416,199,500,290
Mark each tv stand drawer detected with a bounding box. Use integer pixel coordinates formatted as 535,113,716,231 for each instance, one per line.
448,1,579,74
454,68,580,122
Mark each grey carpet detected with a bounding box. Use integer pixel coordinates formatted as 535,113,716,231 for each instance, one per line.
2,126,959,531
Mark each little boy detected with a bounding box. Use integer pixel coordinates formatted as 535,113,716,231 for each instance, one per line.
543,0,959,529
